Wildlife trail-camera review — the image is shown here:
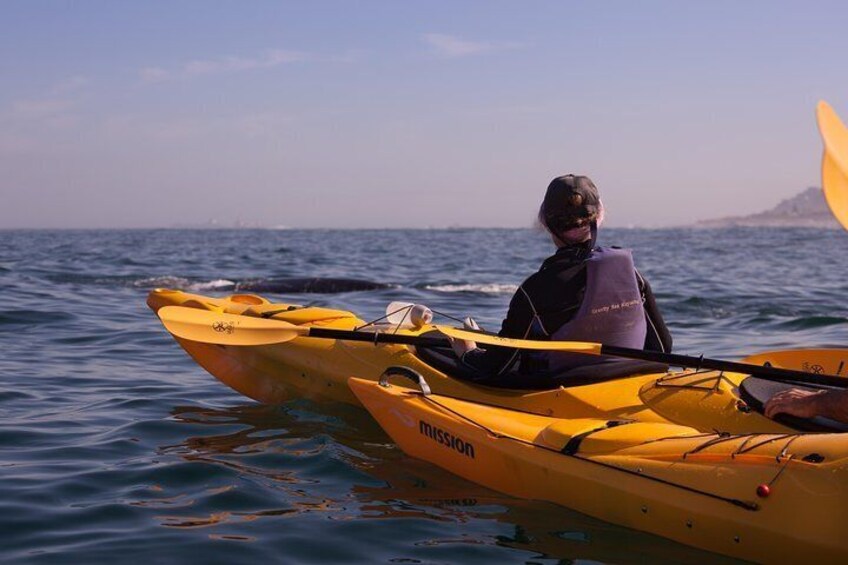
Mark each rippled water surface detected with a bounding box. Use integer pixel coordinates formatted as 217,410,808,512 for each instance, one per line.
3,227,848,563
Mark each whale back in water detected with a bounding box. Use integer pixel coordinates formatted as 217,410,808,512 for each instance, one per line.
235,277,392,294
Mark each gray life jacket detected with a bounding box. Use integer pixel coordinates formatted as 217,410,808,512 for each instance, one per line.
542,247,647,372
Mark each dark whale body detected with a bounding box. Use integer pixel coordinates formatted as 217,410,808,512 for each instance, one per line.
235,277,392,294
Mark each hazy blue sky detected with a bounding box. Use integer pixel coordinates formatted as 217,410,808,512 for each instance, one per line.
2,1,847,228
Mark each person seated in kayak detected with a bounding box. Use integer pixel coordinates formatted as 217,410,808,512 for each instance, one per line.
765,388,848,424
449,174,672,380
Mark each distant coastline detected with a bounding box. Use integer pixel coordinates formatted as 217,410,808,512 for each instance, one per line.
694,187,840,229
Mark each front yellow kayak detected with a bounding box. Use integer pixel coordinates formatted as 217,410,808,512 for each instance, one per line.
349,375,848,563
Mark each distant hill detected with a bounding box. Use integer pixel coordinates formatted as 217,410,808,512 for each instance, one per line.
696,187,840,228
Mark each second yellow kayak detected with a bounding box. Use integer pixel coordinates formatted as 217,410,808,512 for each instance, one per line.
149,288,848,436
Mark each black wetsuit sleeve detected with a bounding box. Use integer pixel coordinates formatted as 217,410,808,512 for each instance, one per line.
459,286,534,378
637,272,672,353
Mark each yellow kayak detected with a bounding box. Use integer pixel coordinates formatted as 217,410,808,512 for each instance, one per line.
349,373,848,563
149,288,848,436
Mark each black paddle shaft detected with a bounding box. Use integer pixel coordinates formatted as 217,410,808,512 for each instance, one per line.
307,327,448,348
602,344,848,388
308,326,847,388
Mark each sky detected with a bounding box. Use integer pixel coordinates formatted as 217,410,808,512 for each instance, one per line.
1,1,848,229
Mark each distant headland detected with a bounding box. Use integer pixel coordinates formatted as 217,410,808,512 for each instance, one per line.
696,187,840,229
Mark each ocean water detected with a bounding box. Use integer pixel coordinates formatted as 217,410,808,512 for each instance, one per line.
2,227,848,564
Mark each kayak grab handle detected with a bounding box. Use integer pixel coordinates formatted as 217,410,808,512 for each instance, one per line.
379,366,431,396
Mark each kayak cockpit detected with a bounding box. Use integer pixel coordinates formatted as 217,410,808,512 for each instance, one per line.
413,342,668,390
739,376,848,432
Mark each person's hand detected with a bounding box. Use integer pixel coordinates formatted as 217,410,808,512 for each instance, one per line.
448,336,476,357
764,388,826,419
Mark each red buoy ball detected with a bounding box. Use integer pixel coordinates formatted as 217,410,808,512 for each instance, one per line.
756,484,771,498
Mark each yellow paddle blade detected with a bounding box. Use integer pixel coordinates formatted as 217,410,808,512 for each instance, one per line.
157,305,306,346
435,325,603,354
817,100,848,230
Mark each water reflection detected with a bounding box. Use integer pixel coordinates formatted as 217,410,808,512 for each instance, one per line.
159,400,741,564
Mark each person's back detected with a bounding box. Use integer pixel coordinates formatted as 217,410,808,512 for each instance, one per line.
543,246,647,371
450,174,672,382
